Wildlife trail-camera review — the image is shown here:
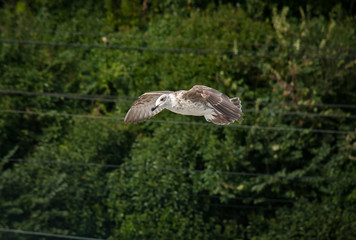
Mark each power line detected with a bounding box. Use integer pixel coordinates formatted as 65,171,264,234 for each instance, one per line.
7,158,356,182
1,89,356,118
0,89,134,103
6,181,295,204
3,171,353,209
0,109,122,120
0,109,353,134
0,39,244,56
0,39,353,58
3,27,356,51
243,109,356,119
1,27,252,46
209,203,278,210
244,100,356,110
1,181,293,211
3,164,355,211
2,88,356,109
0,228,105,240
3,160,355,210
1,171,354,213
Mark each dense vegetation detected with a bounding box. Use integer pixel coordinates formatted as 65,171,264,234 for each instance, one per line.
0,0,355,239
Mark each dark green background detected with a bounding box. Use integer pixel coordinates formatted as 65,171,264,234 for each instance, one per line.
0,0,355,239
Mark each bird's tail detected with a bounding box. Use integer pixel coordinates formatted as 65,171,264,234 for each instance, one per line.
230,97,243,122
230,97,242,109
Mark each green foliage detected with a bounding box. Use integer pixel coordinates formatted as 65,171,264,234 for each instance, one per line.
255,204,356,240
0,1,355,239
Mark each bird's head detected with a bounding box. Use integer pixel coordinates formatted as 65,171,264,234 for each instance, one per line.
151,94,171,111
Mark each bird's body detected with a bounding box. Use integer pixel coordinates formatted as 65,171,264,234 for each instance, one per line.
124,85,242,125
165,91,213,116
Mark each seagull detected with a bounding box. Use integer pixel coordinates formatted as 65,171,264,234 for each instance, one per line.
124,85,242,125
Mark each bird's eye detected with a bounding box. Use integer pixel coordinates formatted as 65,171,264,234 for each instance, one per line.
161,97,166,101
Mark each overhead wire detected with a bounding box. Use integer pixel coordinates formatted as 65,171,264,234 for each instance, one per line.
7,158,356,182
0,228,105,240
3,160,355,211
0,39,354,58
1,89,356,118
243,109,356,119
0,109,353,134
2,89,355,110
243,100,356,110
0,205,276,240
4,181,296,204
12,182,356,213
1,180,293,211
3,162,355,209
209,203,278,210
0,39,246,56
0,89,134,103
2,26,252,46
3,26,356,51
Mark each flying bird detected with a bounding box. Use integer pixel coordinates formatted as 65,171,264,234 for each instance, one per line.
124,85,242,125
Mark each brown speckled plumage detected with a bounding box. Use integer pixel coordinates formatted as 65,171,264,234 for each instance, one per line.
124,85,242,125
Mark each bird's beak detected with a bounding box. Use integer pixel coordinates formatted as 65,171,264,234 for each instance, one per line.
151,105,159,111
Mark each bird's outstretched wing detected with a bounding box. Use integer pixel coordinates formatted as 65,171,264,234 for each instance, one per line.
124,91,172,123
186,85,242,121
